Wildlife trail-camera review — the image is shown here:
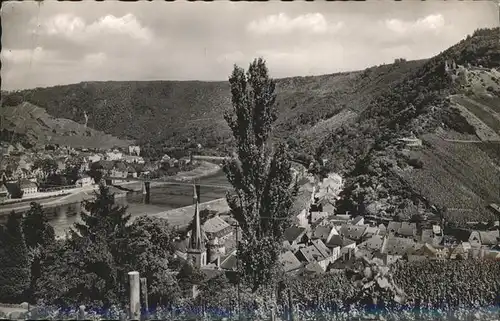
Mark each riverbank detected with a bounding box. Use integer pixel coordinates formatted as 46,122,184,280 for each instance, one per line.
0,185,101,214
114,161,222,191
148,197,230,227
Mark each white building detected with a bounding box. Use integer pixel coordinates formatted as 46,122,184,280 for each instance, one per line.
123,155,145,164
76,175,94,187
106,151,123,161
129,145,141,156
88,154,102,163
20,179,38,196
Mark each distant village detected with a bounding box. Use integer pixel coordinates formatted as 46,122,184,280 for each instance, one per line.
0,142,196,202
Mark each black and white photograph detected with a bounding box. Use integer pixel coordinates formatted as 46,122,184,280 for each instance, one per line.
1,0,500,320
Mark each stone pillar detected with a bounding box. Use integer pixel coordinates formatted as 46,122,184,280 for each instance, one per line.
143,181,151,204
128,271,141,320
105,179,112,186
77,305,86,320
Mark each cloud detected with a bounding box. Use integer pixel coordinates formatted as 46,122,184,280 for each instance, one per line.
384,14,446,35
216,51,246,65
1,47,54,64
84,52,107,65
247,13,344,36
39,13,153,43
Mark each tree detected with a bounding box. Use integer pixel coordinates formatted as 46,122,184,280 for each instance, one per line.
69,184,132,306
70,184,131,241
36,235,119,308
126,216,180,307
33,158,58,178
22,202,55,301
88,161,104,184
223,58,297,292
22,202,55,250
63,159,83,185
0,211,31,303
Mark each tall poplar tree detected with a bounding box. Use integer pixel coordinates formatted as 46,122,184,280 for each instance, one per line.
223,58,297,292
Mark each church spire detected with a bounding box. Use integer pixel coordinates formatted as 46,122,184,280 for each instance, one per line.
190,183,202,250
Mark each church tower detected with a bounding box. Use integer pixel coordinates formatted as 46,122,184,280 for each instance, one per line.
186,184,207,268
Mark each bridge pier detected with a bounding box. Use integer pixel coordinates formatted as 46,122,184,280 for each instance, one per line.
142,181,151,204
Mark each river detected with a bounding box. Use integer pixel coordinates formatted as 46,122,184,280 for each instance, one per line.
2,171,230,237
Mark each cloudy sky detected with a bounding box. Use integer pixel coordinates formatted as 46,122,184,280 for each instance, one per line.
2,1,498,91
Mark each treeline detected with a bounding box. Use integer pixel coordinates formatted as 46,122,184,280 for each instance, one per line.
0,187,206,309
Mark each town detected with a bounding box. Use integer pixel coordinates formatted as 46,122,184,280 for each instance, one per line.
0,141,200,204
2,1,500,319
176,171,500,278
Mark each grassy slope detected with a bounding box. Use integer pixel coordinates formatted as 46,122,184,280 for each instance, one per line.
4,28,499,225
0,102,131,149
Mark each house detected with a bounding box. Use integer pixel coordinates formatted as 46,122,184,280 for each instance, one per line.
488,203,500,216
76,174,93,187
397,222,417,239
449,242,472,260
311,225,338,244
380,236,417,256
468,231,482,248
432,224,443,235
387,222,402,235
411,243,449,260
296,240,340,272
123,155,145,164
352,216,365,226
20,179,38,195
284,226,308,246
128,145,141,156
421,229,443,247
79,161,90,173
359,235,385,252
302,261,325,275
126,165,138,178
339,224,367,242
106,150,123,161
280,251,302,274
88,154,102,163
0,184,9,200
362,226,381,239
161,154,172,162
309,211,330,226
326,235,357,255
378,224,387,237
202,215,233,242
478,231,500,246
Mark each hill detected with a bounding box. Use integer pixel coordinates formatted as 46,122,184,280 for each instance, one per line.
0,101,132,150
4,27,500,225
323,28,500,225
4,59,426,152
